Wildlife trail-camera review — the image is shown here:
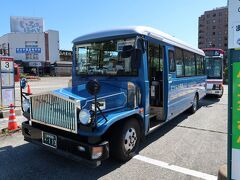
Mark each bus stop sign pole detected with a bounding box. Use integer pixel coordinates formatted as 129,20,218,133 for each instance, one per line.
228,0,240,179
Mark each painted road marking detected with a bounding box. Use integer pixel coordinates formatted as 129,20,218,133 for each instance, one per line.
134,155,217,180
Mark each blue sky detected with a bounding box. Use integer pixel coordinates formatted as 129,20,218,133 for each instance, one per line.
0,0,227,50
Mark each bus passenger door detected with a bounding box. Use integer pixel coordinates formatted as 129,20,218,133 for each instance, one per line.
148,43,164,121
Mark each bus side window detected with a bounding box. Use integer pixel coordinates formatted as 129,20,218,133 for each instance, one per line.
168,50,176,73
175,48,184,77
169,50,176,73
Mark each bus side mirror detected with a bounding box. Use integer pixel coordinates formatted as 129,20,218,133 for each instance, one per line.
121,45,133,58
131,49,142,69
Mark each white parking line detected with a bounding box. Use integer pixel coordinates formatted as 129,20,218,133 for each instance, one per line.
134,155,217,180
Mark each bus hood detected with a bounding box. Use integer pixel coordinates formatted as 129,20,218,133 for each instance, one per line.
52,83,128,112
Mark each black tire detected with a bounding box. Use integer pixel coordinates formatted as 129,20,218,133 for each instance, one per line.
216,86,224,98
189,94,199,114
110,119,141,162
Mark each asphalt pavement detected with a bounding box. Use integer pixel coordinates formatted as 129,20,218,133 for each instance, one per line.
0,79,227,180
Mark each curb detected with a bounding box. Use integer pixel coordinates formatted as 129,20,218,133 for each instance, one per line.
0,126,22,137
27,78,41,81
217,164,227,180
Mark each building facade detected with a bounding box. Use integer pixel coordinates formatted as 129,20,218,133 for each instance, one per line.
60,50,72,62
0,17,59,75
198,7,228,53
0,30,59,74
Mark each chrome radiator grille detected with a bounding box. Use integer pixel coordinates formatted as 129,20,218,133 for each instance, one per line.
30,93,78,133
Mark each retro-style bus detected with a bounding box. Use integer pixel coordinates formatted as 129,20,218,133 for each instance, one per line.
21,26,206,166
202,48,224,98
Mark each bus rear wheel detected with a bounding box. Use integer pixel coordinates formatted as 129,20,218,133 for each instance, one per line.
189,94,198,114
110,119,140,162
216,86,224,98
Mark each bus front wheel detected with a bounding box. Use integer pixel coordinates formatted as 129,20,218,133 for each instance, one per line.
110,119,140,162
189,94,199,114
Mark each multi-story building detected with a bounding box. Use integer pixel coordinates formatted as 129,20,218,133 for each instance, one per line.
198,7,228,53
0,17,59,75
60,50,72,62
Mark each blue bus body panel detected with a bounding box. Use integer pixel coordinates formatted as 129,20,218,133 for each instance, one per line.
167,76,206,120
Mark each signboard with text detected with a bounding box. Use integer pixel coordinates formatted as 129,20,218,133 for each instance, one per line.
10,16,43,33
228,1,240,179
0,56,15,108
228,0,240,49
231,60,240,179
16,48,41,54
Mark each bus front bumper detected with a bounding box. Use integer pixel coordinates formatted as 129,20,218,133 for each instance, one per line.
22,121,109,166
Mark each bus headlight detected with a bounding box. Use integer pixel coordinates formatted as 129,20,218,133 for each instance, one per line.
23,99,30,112
79,109,91,125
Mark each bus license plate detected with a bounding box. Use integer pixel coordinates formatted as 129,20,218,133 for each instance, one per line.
42,132,57,148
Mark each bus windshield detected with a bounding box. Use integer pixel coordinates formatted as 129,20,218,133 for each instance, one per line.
205,57,222,79
75,38,138,76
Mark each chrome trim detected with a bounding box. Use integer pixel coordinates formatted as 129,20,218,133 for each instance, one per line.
82,92,126,109
30,92,79,134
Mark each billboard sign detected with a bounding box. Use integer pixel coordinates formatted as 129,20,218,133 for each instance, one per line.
16,48,41,54
228,1,240,179
228,0,240,49
10,16,44,33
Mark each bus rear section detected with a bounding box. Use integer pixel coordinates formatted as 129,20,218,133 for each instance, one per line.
203,48,224,98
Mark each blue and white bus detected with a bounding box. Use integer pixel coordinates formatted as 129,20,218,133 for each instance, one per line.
21,26,206,165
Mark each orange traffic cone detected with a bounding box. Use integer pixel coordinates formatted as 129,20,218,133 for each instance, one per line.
8,104,18,131
27,84,32,95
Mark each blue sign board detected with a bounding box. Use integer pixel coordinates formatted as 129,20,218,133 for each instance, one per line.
16,48,41,54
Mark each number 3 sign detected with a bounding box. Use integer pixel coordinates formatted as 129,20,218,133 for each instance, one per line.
1,60,14,72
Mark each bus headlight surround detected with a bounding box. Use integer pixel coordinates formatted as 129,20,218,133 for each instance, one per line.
79,109,91,125
23,99,30,112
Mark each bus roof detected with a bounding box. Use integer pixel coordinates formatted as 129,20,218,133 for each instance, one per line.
202,48,224,54
73,26,205,56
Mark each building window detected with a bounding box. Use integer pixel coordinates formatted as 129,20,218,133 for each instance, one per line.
25,41,39,60
212,26,216,29
213,19,216,23
212,32,215,35
213,13,216,17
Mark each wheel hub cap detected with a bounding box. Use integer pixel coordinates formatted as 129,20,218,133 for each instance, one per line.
124,128,137,152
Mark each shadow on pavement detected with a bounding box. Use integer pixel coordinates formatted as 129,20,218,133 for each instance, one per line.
0,143,124,179
0,112,199,179
200,96,221,108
